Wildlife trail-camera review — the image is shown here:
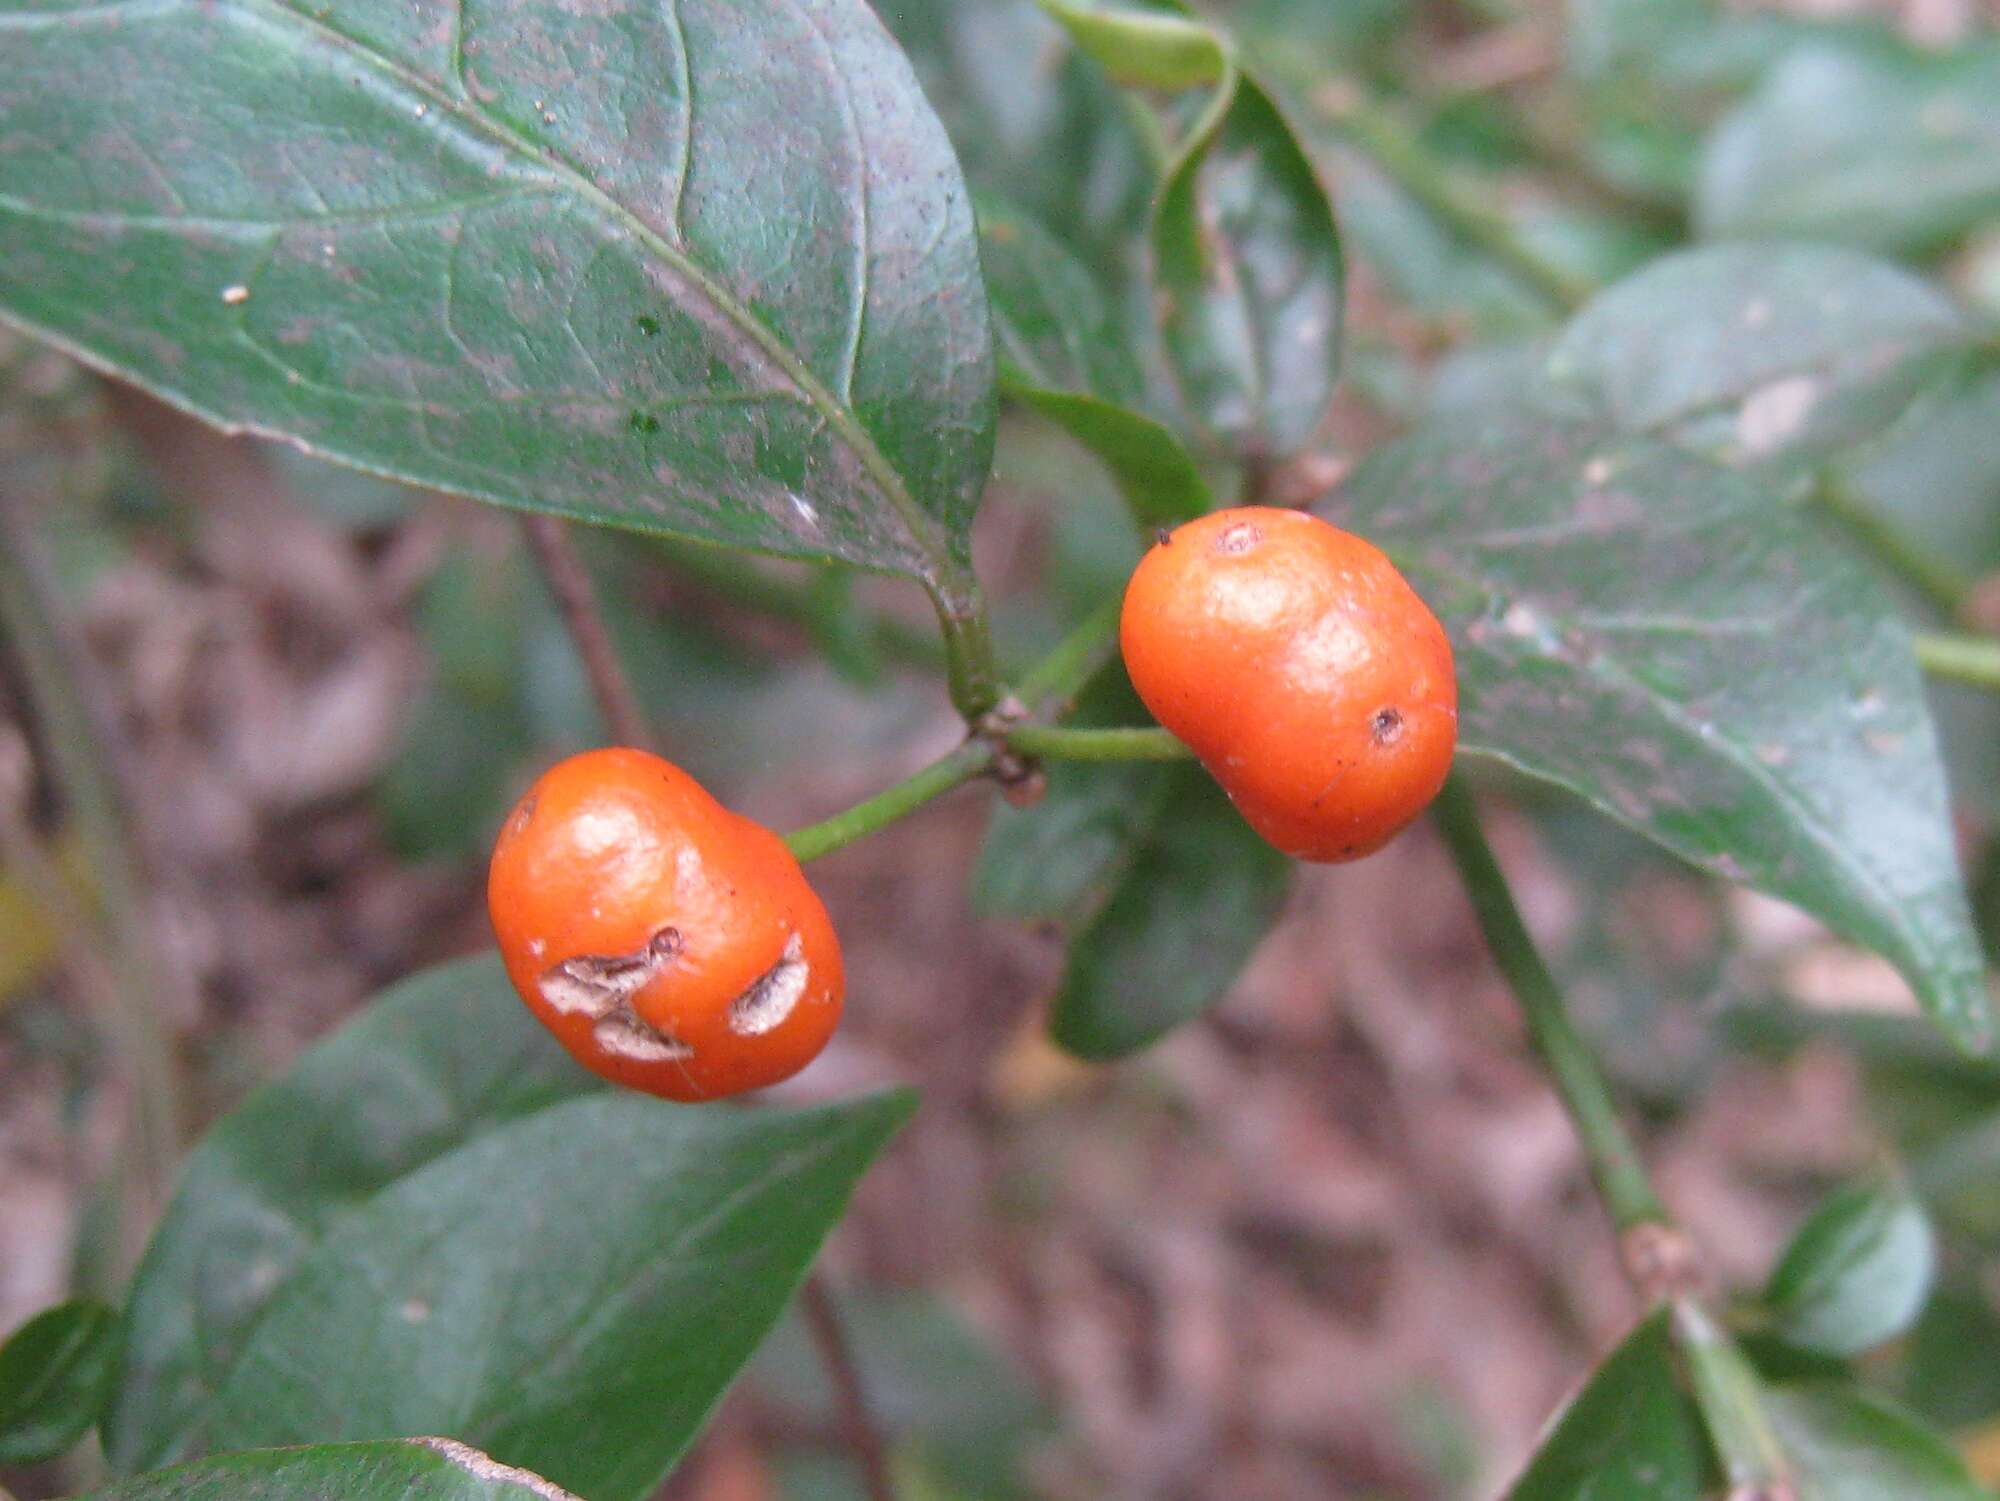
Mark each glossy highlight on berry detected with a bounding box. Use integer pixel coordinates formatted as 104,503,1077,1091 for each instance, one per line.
1120,506,1457,861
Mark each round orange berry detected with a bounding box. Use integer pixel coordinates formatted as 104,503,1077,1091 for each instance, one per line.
1120,506,1457,862
487,747,844,1101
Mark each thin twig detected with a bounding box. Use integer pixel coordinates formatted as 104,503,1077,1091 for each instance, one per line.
519,514,652,748
800,1275,899,1501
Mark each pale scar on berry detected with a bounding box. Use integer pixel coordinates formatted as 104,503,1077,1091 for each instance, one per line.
1215,521,1261,555
1370,707,1406,746
538,927,693,1060
728,932,809,1037
537,925,812,1056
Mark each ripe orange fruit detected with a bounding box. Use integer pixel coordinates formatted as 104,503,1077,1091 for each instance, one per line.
487,747,844,1101
1120,506,1457,862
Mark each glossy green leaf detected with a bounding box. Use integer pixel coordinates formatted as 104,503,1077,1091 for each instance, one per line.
1763,1182,1936,1358
1503,1310,1708,1501
0,1300,121,1466
80,1437,589,1501
1049,764,1290,1058
1697,42,2000,254
1764,1383,1990,1500
1032,0,1227,90
106,954,594,1473
0,0,994,597
1328,404,1992,1052
106,953,915,1501
977,197,1209,524
1155,73,1344,460
1549,244,1970,470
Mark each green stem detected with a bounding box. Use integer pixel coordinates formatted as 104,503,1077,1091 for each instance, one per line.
1318,85,1592,316
1008,724,1189,761
932,569,1003,722
1813,471,1971,618
1431,774,1668,1231
1914,630,2000,691
1674,1298,1795,1496
785,740,996,863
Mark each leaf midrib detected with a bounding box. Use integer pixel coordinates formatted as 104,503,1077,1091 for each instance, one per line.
187,0,955,587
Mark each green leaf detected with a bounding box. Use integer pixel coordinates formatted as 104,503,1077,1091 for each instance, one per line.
1548,244,1971,471
1032,0,1228,90
0,0,994,596
107,954,597,1474
972,667,1162,921
1503,1310,1709,1500
978,197,1210,524
1329,403,1992,1052
106,953,915,1501
0,1300,121,1466
1762,1181,1937,1358
1155,73,1344,460
1764,1382,1991,1500
1696,42,2000,254
1049,764,1290,1058
80,1437,589,1501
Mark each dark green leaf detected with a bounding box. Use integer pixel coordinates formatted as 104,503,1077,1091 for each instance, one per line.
978,196,1210,523
1329,404,1992,1051
0,0,994,592
1763,1182,1936,1358
0,1300,121,1466
1155,74,1344,459
188,1090,911,1500
106,955,597,1470
107,953,915,1501
1503,1310,1709,1500
973,668,1162,921
1697,42,2000,254
1548,245,1970,471
1049,764,1290,1058
1764,1382,1990,1500
81,1437,587,1501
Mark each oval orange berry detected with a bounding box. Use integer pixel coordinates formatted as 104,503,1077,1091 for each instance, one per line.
487,747,844,1101
1120,507,1457,862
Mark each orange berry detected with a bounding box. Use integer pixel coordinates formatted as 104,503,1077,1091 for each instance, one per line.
1120,507,1457,862
487,747,844,1102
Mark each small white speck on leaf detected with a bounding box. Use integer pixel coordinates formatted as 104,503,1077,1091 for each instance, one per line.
221,285,250,305
1737,376,1818,456
1582,456,1613,486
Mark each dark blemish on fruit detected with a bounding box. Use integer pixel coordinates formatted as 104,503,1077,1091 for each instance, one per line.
1371,707,1406,746
1156,527,1173,547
